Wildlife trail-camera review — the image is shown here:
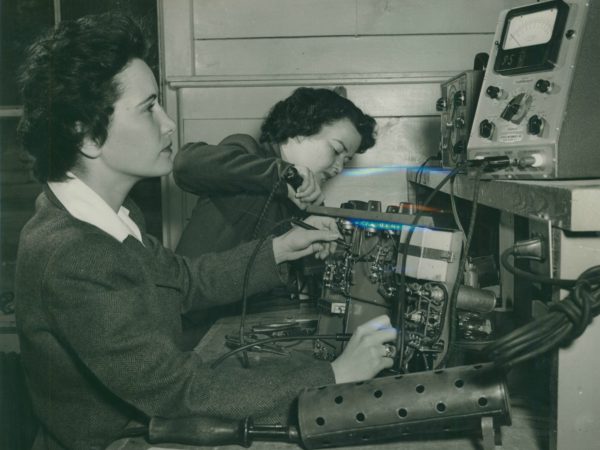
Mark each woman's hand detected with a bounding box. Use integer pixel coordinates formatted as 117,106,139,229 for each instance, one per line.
331,315,398,384
272,216,340,263
286,165,325,209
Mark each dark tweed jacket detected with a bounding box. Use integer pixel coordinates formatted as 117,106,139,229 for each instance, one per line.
15,188,334,450
173,134,303,257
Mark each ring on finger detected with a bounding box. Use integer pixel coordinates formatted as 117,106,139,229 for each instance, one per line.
383,344,395,358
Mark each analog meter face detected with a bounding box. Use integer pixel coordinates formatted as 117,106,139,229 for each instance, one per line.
503,8,558,50
494,1,568,75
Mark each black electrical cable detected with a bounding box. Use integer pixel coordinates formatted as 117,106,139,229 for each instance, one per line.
414,155,439,207
449,174,466,237
239,218,296,367
211,333,352,369
500,247,576,289
435,164,486,369
485,264,600,370
240,166,304,366
394,165,463,372
415,157,431,185
252,167,295,239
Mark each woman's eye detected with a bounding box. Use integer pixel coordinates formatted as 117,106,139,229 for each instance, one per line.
146,103,155,112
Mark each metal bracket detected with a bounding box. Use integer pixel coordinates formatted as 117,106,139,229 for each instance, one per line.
481,416,502,450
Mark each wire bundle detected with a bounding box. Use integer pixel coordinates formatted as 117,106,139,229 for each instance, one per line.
393,165,464,371
239,218,292,367
486,261,600,370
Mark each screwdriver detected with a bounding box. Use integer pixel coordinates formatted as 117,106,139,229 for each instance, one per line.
290,219,350,248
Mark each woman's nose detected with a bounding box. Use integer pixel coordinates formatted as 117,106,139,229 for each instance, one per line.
159,107,176,135
332,155,345,172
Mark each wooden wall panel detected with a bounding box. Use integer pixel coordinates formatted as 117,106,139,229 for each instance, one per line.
194,35,493,76
356,0,530,35
161,0,194,77
179,83,442,120
182,118,263,145
193,0,355,39
346,84,442,117
192,0,531,39
356,117,440,167
179,86,298,120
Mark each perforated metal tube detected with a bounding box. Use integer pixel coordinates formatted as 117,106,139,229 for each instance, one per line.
297,363,511,449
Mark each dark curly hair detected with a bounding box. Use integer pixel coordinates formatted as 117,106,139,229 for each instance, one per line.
259,87,376,153
17,13,148,182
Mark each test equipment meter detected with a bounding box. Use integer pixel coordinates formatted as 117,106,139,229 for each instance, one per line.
467,0,600,179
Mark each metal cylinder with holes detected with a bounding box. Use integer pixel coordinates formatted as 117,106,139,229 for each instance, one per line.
297,363,511,449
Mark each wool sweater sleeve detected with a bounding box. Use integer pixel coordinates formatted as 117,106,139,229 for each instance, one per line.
142,232,288,313
42,233,335,421
173,134,292,197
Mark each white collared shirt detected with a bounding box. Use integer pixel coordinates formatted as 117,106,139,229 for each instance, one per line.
48,172,143,244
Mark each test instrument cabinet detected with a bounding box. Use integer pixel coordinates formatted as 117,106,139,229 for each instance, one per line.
438,70,484,168
467,0,600,179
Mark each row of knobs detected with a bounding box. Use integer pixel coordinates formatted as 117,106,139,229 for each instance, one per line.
436,90,466,112
479,114,544,138
486,79,553,100
436,92,466,154
479,79,552,139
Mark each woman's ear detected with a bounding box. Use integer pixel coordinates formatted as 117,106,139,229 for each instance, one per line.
79,136,102,159
75,121,102,159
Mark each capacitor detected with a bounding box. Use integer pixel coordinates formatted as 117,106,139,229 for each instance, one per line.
456,285,496,314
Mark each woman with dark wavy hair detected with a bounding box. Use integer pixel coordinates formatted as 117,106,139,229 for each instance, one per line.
15,13,395,450
173,87,377,257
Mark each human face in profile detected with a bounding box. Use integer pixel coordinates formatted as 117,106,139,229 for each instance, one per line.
97,58,176,182
280,118,362,184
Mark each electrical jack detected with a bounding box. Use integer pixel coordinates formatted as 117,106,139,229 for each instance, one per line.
527,221,553,281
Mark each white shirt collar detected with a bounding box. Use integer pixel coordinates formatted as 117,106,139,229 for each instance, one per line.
48,172,143,244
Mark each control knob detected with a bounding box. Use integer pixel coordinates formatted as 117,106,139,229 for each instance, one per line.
534,79,552,93
501,93,531,123
486,85,504,100
436,97,447,111
527,115,544,136
452,140,466,155
453,91,466,106
479,119,495,139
